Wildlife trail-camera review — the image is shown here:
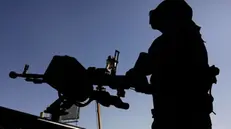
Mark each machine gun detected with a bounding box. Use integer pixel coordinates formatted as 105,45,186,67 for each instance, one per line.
9,50,150,120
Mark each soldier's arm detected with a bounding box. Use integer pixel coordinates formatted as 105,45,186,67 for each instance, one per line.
132,52,153,76
127,36,163,76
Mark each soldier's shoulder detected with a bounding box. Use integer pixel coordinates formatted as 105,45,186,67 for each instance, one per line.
153,35,166,43
148,35,166,53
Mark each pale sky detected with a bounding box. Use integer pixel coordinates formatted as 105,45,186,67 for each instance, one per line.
0,0,231,129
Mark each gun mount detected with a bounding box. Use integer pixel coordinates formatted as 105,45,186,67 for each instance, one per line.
9,50,150,115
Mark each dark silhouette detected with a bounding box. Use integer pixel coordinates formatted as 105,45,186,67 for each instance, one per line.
0,106,85,129
7,1,220,128
126,0,219,129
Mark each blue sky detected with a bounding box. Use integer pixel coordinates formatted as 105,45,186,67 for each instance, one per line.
0,0,230,129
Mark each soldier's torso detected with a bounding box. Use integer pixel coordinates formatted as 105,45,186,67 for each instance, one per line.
148,32,209,94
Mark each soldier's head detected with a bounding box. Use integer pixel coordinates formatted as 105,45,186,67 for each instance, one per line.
149,0,193,32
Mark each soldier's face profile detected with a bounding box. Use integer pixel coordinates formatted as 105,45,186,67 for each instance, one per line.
149,10,156,29
149,9,163,30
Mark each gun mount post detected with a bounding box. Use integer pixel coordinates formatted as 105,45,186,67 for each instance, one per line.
95,50,120,129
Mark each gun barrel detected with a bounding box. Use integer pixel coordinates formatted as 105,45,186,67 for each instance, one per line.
9,71,44,79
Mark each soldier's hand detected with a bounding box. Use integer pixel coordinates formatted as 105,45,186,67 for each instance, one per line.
125,68,137,78
125,68,149,89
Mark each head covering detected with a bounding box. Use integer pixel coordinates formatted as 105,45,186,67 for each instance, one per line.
149,0,193,22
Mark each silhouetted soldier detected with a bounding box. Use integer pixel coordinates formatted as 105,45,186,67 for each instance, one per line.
126,0,218,129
